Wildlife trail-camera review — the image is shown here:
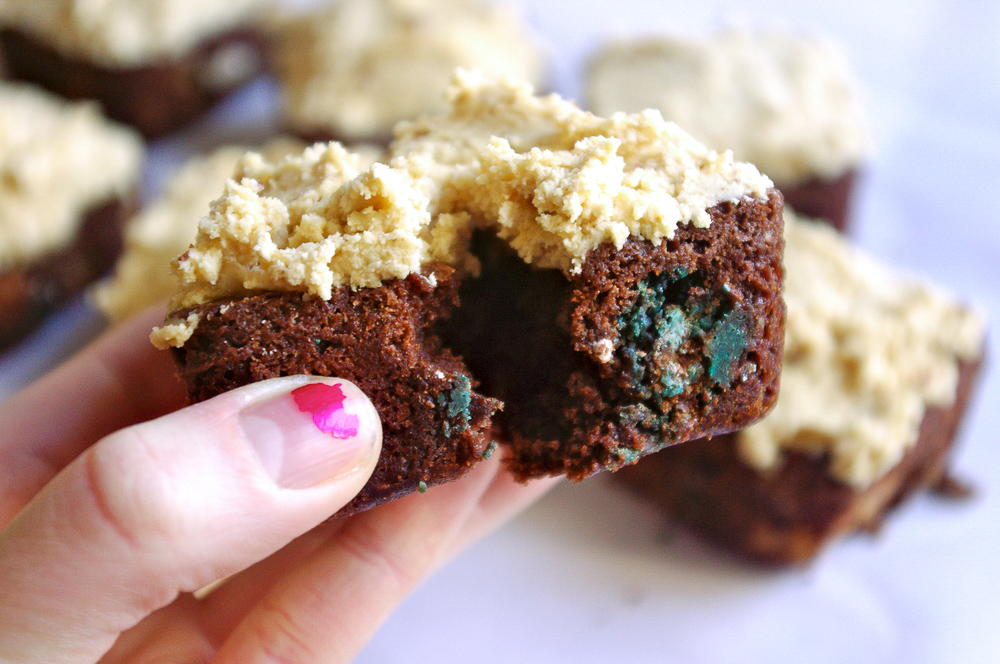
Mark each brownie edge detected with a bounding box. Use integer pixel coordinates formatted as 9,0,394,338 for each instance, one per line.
778,169,858,233
0,195,133,350
171,265,502,517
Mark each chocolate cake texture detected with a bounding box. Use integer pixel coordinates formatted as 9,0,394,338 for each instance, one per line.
171,266,501,517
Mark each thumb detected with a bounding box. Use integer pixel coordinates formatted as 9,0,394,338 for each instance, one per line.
0,375,381,664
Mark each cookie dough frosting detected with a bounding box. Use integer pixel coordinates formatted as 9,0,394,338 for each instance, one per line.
586,29,870,184
0,0,269,66
0,83,143,269
737,214,985,487
152,74,772,348
276,0,545,140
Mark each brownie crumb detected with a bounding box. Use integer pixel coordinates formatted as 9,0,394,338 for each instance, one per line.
930,472,976,500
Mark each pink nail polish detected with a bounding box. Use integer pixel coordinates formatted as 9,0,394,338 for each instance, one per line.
241,379,380,488
291,382,360,439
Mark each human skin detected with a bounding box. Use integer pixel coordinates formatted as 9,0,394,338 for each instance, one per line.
0,306,557,664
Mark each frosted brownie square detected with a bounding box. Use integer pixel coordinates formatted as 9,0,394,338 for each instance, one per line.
151,75,785,512
0,83,143,348
587,29,870,231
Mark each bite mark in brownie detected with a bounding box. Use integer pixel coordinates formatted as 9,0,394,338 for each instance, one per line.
442,191,784,481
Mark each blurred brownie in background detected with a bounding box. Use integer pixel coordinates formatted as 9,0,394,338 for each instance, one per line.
586,29,870,231
0,0,272,138
0,83,143,349
273,0,546,144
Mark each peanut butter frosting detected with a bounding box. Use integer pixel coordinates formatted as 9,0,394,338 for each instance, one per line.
152,75,772,348
0,83,143,269
275,0,545,141
393,73,770,272
585,29,870,184
149,140,471,352
737,214,985,488
95,139,329,323
0,0,269,66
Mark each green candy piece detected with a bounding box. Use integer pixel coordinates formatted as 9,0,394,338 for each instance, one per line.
437,374,474,437
706,308,751,385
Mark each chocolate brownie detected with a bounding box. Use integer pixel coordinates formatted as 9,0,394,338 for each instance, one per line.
586,29,869,231
274,0,545,144
0,1,270,138
171,266,501,517
152,75,784,511
778,169,857,233
617,214,987,564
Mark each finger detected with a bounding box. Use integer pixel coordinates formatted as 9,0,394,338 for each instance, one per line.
200,459,555,642
195,520,346,637
98,596,214,664
0,305,187,524
126,458,556,662
446,467,561,559
101,520,348,664
210,457,504,664
0,376,382,664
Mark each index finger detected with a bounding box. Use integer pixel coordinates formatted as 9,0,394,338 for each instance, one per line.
0,305,187,522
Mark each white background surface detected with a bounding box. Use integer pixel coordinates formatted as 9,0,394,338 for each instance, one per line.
2,1,999,662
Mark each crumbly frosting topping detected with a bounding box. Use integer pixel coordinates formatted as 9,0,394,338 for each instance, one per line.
152,75,771,348
394,72,771,272
0,0,269,66
737,214,985,488
586,29,870,183
0,83,143,268
159,141,468,310
275,0,545,140
95,139,319,323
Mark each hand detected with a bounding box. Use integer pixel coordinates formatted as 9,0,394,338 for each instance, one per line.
0,307,557,663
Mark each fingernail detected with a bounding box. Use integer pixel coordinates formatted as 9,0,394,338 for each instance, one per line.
240,379,381,489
